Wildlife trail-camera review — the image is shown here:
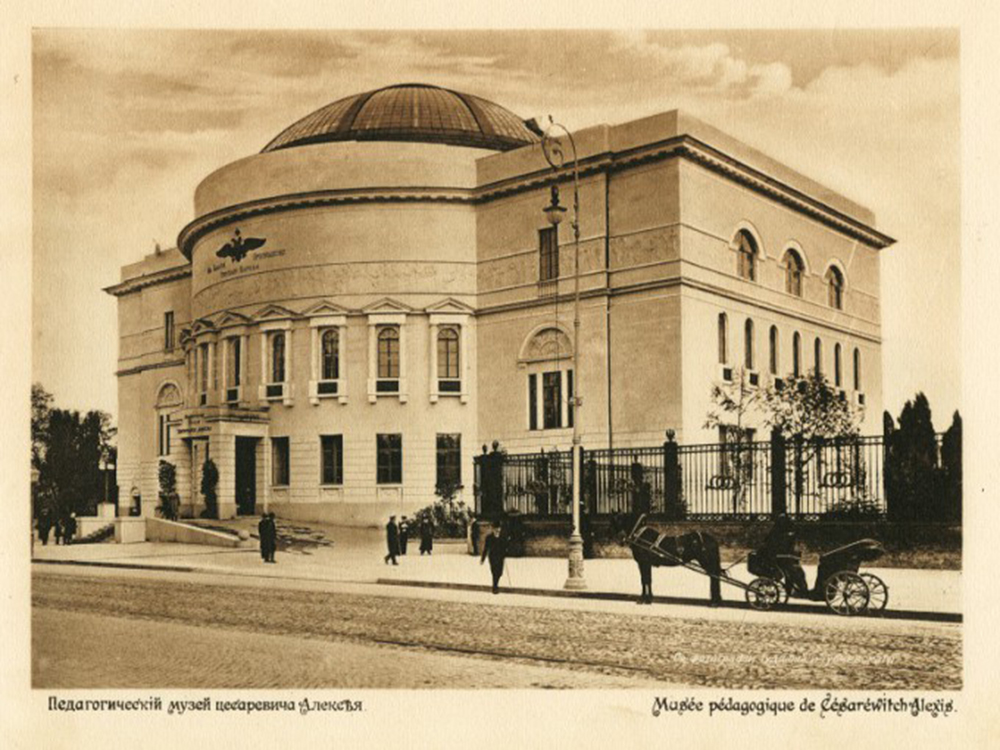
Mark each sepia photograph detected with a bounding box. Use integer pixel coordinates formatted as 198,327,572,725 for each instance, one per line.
26,26,965,694
8,5,1000,745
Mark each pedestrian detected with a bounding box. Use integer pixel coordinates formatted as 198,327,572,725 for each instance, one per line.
63,512,77,546
258,512,272,563
399,516,410,555
480,522,508,594
419,517,434,555
38,507,52,546
470,516,480,556
266,512,278,563
384,515,399,565
53,515,64,545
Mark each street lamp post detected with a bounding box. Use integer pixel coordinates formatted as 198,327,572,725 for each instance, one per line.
541,117,586,590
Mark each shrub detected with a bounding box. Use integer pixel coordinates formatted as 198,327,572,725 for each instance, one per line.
200,458,219,519
157,460,179,521
412,481,473,538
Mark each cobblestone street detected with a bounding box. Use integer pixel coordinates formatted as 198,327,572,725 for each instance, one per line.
33,569,960,690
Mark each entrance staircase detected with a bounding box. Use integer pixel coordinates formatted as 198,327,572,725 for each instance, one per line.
75,523,115,544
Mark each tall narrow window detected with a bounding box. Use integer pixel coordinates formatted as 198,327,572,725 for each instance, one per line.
528,374,538,430
158,414,170,456
834,343,843,387
198,343,209,404
164,311,175,351
744,318,755,370
271,437,290,486
853,348,862,391
437,327,460,391
542,371,562,429
784,250,804,297
271,332,286,383
321,329,339,381
718,313,729,364
814,337,823,375
320,435,343,485
826,267,845,310
736,231,757,281
539,227,559,282
768,325,778,375
567,369,575,428
436,434,462,487
377,327,400,378
377,434,402,484
793,332,801,378
227,337,242,387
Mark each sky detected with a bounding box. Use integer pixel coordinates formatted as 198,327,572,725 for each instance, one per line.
31,28,961,429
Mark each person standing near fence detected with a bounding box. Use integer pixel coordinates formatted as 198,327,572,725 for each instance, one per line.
419,518,434,555
399,516,410,555
480,522,508,594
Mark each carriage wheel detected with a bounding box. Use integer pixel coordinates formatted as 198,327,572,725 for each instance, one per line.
746,578,782,611
824,571,870,616
859,573,889,613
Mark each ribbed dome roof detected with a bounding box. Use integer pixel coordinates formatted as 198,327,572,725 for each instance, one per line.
262,83,541,153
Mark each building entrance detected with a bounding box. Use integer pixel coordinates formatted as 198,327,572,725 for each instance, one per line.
235,437,258,516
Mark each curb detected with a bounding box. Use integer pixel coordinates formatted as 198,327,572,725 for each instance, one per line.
376,578,963,624
32,559,196,573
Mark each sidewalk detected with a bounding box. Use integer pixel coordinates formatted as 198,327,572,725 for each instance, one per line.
31,523,961,622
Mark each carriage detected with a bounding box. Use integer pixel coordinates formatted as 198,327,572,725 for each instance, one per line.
745,538,889,615
626,517,889,616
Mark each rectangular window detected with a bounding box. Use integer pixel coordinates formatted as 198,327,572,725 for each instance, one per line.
164,311,175,351
158,415,171,456
542,371,562,429
271,437,290,486
539,227,559,282
377,434,402,484
227,337,242,387
320,435,343,485
528,374,538,430
436,434,462,488
567,369,574,428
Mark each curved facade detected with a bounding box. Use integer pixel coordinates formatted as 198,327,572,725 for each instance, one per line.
107,88,893,525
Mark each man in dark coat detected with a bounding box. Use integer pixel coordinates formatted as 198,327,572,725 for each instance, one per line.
384,516,400,565
480,523,508,594
258,512,272,563
419,518,434,555
265,512,277,562
37,507,52,546
62,513,77,545
399,516,410,555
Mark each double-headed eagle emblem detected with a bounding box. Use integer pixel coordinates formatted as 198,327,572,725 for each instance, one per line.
216,228,266,262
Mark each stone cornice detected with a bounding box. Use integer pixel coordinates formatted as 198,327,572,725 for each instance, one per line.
475,135,895,250
177,187,474,259
104,266,191,297
115,357,186,377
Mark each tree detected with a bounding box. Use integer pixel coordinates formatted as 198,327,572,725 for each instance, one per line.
37,405,116,518
757,370,862,514
704,367,762,511
940,411,962,522
200,458,220,519
31,383,54,471
885,393,950,522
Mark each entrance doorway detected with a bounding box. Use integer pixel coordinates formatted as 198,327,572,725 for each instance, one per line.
235,437,258,516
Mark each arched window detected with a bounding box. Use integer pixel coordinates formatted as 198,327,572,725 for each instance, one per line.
718,313,728,364
437,327,460,379
814,337,822,375
378,327,400,378
744,318,755,370
736,231,757,281
792,332,801,378
853,348,862,391
826,266,845,310
271,333,285,383
784,249,804,296
834,343,842,387
321,329,339,381
769,325,778,375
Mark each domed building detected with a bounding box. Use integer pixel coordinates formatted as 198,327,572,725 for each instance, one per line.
106,83,893,524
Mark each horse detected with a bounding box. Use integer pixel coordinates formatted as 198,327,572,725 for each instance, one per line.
626,518,723,606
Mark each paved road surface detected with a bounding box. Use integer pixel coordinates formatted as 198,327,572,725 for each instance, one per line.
33,569,961,690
